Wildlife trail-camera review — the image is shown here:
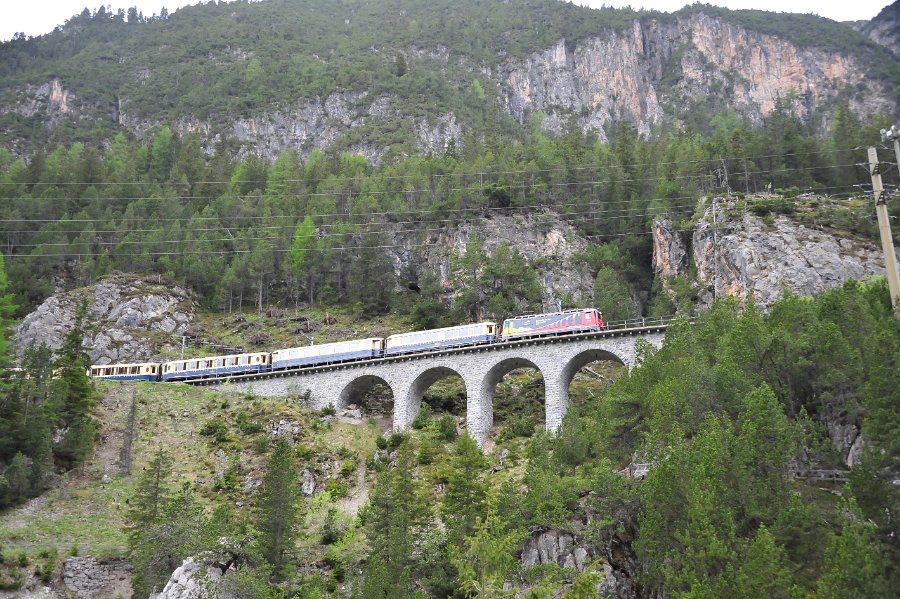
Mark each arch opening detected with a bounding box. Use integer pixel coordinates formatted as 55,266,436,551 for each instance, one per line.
482,357,545,441
402,366,467,432
558,348,627,415
337,375,394,428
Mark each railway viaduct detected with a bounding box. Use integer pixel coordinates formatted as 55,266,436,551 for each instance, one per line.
197,321,670,446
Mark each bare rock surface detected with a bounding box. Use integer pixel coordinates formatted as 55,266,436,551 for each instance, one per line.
388,211,594,314
15,274,197,365
653,197,894,310
149,557,231,599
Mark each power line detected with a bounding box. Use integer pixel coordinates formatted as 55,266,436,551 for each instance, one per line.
9,146,866,188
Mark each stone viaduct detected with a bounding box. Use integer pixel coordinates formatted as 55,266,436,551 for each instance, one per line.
197,325,667,446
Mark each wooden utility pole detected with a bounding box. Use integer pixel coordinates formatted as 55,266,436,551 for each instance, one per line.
867,146,900,312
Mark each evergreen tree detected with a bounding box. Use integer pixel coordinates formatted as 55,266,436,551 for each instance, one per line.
364,446,428,590
257,437,299,575
816,494,891,598
441,434,487,548
733,525,795,599
0,253,17,367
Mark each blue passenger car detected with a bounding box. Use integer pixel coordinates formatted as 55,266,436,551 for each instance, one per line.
271,338,384,369
88,362,161,382
385,322,497,355
161,352,270,381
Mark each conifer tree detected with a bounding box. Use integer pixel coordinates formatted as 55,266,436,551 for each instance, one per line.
441,434,487,548
257,437,299,575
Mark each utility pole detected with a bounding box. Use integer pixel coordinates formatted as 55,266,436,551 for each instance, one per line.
867,145,900,312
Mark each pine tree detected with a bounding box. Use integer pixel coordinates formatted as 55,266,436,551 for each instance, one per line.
816,494,891,599
126,450,174,545
257,437,299,575
733,525,795,599
441,434,487,548
0,253,17,367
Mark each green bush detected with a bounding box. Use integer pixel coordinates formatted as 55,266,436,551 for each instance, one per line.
435,414,458,442
252,435,270,454
236,411,264,435
321,404,337,416
199,418,230,443
375,435,388,450
387,432,408,448
500,414,536,441
411,404,433,430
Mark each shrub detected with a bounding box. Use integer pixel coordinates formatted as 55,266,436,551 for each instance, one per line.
500,414,536,441
387,432,407,448
375,435,388,450
321,404,337,416
411,404,432,430
236,411,264,435
199,418,230,443
435,414,458,442
252,435,270,454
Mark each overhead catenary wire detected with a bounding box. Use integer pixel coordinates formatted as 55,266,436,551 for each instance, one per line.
2,188,879,253
0,160,868,207
9,146,868,188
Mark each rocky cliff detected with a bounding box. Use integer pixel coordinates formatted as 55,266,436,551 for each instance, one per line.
651,196,895,310
388,211,594,311
15,274,197,365
502,13,894,140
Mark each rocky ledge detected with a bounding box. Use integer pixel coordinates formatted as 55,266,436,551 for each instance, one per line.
16,274,197,365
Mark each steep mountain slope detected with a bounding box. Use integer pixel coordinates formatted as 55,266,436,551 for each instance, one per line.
0,0,896,160
857,0,900,55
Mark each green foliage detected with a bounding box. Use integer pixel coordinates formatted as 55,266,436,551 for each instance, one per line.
257,438,300,574
435,413,459,442
362,446,429,595
199,417,230,443
411,403,432,430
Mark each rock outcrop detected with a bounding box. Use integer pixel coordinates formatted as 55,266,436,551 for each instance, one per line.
652,196,894,309
388,211,595,313
520,530,591,572
149,557,231,599
15,274,197,364
857,1,900,55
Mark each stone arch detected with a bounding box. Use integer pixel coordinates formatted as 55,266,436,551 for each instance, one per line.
475,356,545,441
397,366,467,431
558,348,627,390
337,374,394,412
544,347,627,433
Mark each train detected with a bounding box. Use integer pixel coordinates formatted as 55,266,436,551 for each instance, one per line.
87,308,603,383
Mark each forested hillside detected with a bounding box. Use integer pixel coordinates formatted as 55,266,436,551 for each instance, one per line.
1,101,896,321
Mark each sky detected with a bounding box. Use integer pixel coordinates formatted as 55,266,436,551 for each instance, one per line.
1,0,892,42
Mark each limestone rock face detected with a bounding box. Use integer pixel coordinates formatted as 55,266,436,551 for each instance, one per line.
693,203,888,308
15,274,197,365
653,197,893,310
651,219,688,279
150,557,231,599
387,211,594,315
520,530,590,572
856,2,900,55
502,13,894,140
